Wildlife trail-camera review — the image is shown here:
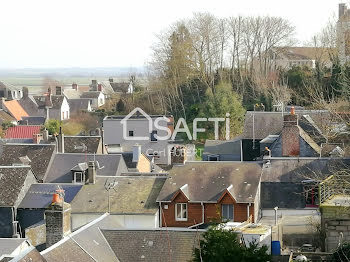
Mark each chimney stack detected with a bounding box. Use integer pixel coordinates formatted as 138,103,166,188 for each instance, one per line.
22,87,29,98
98,84,102,92
282,107,300,157
42,129,49,142
45,189,71,247
58,127,65,153
109,77,113,83
87,161,96,184
55,86,62,96
72,83,78,90
33,133,43,144
132,144,141,162
340,3,347,19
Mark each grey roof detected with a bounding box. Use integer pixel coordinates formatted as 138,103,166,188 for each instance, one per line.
203,139,241,155
157,161,262,203
110,82,130,93
33,95,65,110
261,158,350,183
67,99,90,114
0,110,16,122
0,144,56,182
42,239,95,262
80,91,101,99
63,89,81,99
0,239,28,257
63,136,101,154
18,96,41,116
0,166,35,207
0,81,21,91
18,184,82,209
102,229,202,262
100,81,116,94
71,175,166,214
242,110,331,139
20,116,46,125
10,245,47,262
44,154,128,183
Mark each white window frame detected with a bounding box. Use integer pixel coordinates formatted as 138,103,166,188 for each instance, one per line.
175,203,188,221
74,171,84,184
221,204,234,221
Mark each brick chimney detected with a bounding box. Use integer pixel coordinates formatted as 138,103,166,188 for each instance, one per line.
282,107,300,157
87,161,96,184
45,190,71,247
72,83,78,90
98,84,102,92
33,133,43,144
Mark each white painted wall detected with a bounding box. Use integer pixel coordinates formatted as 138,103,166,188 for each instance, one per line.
60,97,70,120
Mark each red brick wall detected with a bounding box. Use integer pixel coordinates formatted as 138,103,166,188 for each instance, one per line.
161,192,254,227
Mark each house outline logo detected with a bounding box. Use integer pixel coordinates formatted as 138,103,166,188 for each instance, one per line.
121,107,153,140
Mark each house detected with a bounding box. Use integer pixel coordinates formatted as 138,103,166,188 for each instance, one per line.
17,183,82,245
103,108,175,165
80,91,105,109
90,80,114,96
43,154,128,183
4,125,42,141
0,239,32,261
67,99,92,115
0,143,56,182
102,228,203,262
157,161,262,227
202,138,242,161
0,81,23,100
19,87,70,121
1,99,28,121
70,173,167,229
260,158,350,210
0,166,37,238
108,78,134,93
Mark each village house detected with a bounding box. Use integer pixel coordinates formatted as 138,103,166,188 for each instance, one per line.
67,98,92,115
0,81,23,100
157,161,262,228
1,98,29,121
80,91,105,109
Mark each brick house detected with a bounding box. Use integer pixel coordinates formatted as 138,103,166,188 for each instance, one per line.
157,162,262,227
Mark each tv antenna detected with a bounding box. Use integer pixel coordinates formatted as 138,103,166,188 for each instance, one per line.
104,179,118,213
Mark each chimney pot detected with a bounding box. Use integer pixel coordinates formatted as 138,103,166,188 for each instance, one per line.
52,193,60,204
290,106,295,115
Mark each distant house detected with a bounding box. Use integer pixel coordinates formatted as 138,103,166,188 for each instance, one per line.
0,81,23,100
43,154,128,183
0,109,17,125
157,162,262,227
108,78,134,93
0,144,56,182
80,91,105,109
90,80,114,96
0,166,37,238
19,87,70,121
1,99,29,121
70,174,166,229
68,99,92,115
202,138,242,161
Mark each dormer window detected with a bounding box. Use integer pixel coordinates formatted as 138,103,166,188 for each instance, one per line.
73,171,84,184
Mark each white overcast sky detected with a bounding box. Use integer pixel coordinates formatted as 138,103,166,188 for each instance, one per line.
0,0,344,68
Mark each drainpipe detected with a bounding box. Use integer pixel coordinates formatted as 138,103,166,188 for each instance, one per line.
274,206,278,226
159,202,162,228
201,202,204,224
247,203,252,222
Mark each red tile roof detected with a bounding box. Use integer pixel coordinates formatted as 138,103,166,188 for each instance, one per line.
5,125,41,139
3,100,29,120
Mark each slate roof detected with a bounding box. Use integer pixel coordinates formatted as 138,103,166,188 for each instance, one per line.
102,229,202,262
0,239,29,257
0,144,56,182
71,175,166,214
80,91,101,99
0,81,21,91
68,99,90,114
110,82,130,93
20,116,46,125
0,166,34,207
10,245,47,262
242,110,331,139
100,81,116,94
0,110,16,122
18,184,82,209
63,89,81,99
203,138,242,155
18,96,41,116
33,95,64,110
4,126,41,139
261,158,350,183
3,100,28,121
42,239,95,262
157,161,262,203
44,154,127,183
63,136,101,154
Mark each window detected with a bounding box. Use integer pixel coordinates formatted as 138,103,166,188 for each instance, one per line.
208,155,219,161
129,131,134,137
73,172,84,183
62,112,65,120
175,203,187,221
151,130,157,141
222,204,234,221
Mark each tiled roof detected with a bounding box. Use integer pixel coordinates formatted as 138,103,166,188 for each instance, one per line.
157,161,262,203
102,229,202,262
63,136,101,153
3,100,28,120
0,166,35,207
4,125,41,139
18,184,82,208
71,175,166,214
0,144,55,182
0,110,16,122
